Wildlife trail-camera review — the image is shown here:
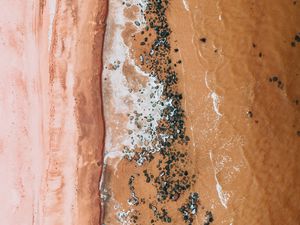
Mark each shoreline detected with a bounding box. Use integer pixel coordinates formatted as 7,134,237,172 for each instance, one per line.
0,0,299,224
100,0,300,224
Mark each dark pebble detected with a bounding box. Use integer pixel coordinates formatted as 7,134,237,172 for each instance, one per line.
295,34,300,42
247,111,253,118
200,38,207,43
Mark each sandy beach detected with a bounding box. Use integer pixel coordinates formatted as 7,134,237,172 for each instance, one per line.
101,0,300,224
0,0,299,225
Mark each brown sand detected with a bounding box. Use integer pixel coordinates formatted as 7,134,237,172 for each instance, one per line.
168,1,300,224
101,0,300,225
1,0,299,224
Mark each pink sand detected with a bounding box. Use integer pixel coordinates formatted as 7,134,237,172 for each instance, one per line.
0,1,78,224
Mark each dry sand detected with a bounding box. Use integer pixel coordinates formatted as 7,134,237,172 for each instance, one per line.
0,0,106,224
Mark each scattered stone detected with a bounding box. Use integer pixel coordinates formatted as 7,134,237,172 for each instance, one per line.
120,1,209,224
200,37,207,43
295,33,300,42
178,193,201,225
247,111,253,118
203,211,214,225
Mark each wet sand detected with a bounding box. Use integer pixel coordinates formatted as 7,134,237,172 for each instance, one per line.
101,0,300,225
1,0,299,224
0,0,106,224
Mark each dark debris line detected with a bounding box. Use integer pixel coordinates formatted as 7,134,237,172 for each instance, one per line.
268,75,284,90
291,32,300,47
122,0,214,224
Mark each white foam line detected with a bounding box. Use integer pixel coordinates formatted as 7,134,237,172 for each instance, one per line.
209,151,229,209
182,0,190,11
205,72,223,118
104,151,123,164
216,0,223,21
101,0,168,221
216,181,228,208
103,0,168,164
211,92,222,117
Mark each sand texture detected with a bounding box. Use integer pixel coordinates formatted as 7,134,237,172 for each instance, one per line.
101,0,300,225
0,0,106,224
0,0,299,225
